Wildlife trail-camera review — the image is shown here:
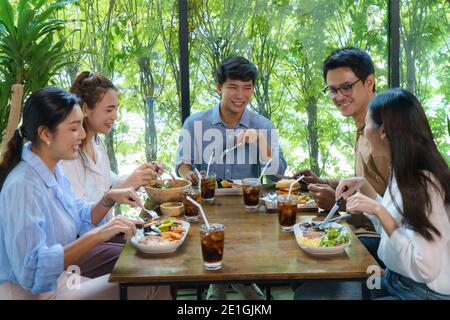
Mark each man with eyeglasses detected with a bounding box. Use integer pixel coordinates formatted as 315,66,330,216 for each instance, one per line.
293,47,390,269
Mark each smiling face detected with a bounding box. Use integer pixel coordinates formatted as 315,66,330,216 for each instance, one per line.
326,67,374,120
364,111,389,157
83,89,118,135
216,79,254,116
48,105,86,160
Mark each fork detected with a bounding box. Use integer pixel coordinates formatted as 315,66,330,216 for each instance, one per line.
316,213,350,228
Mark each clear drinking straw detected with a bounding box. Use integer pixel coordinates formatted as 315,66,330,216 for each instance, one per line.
186,196,210,229
288,175,304,199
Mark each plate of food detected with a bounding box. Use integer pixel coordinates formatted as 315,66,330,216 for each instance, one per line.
261,192,317,212
293,221,351,256
131,217,190,253
215,178,243,195
273,179,317,210
296,193,318,211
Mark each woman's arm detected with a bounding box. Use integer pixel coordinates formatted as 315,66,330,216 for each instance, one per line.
114,163,160,190
64,216,139,268
89,188,143,225
63,230,101,269
346,192,399,235
372,204,400,236
337,177,379,200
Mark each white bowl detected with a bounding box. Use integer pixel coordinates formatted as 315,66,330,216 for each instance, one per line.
293,222,351,256
131,220,190,253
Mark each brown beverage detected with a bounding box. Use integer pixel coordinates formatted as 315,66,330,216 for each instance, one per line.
242,178,261,210
200,171,216,203
182,187,200,222
277,195,297,232
200,223,225,270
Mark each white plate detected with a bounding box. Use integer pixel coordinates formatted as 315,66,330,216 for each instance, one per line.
131,220,190,253
293,222,351,256
261,195,318,210
215,187,243,195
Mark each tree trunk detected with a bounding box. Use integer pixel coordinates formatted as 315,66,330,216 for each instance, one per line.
144,96,158,162
105,127,118,174
1,84,24,155
404,39,416,94
306,98,319,175
138,56,158,162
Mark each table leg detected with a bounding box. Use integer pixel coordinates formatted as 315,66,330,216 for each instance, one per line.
119,284,128,300
361,279,370,300
197,286,204,300
265,286,272,300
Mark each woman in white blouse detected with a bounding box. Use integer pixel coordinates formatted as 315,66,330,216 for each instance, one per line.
337,88,450,299
61,71,164,279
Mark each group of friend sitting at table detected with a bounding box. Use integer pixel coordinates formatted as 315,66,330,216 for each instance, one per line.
0,47,448,300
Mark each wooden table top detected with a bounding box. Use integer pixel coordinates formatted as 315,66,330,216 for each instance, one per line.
109,195,379,284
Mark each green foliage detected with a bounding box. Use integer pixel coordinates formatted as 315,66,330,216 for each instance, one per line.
1,0,447,178
0,0,76,140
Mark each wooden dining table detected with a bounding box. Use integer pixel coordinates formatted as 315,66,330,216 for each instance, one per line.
109,194,380,300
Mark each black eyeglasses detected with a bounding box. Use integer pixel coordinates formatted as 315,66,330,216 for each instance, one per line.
323,79,361,97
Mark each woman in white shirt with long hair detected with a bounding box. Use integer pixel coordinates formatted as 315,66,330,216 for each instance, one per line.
337,88,450,300
62,71,164,279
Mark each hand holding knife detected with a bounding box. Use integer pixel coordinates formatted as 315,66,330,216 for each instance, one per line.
319,186,348,229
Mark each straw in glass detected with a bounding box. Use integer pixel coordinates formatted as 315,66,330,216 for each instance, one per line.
186,196,210,229
206,150,214,177
288,175,305,199
258,158,273,181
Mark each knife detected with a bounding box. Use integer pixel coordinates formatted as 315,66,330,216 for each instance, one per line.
319,186,348,229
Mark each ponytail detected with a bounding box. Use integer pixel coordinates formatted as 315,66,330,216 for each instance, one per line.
0,127,26,190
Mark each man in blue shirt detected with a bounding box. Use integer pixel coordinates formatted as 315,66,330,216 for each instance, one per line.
175,56,287,184
174,56,286,300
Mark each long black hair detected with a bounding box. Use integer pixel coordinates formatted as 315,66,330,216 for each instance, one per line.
368,88,450,240
0,87,80,190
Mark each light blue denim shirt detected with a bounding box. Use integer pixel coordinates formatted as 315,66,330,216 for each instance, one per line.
0,143,105,294
175,104,287,181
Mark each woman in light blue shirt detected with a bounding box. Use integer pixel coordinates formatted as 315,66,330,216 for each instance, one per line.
0,87,170,299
